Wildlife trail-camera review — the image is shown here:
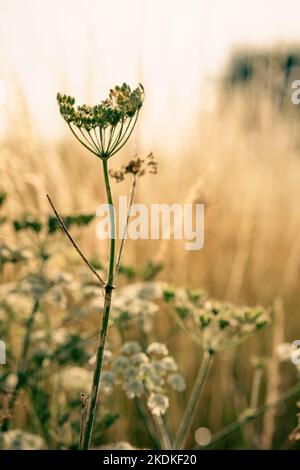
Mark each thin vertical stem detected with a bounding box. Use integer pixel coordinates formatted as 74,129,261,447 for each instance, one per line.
115,174,137,277
250,368,263,410
134,398,161,449
2,249,48,431
175,351,213,449
79,393,88,449
204,381,300,449
154,415,172,450
1,297,40,431
81,158,116,450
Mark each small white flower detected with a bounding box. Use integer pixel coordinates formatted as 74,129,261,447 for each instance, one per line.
121,341,142,355
125,366,141,381
5,373,18,390
0,430,45,450
167,373,186,392
89,349,112,366
146,342,169,356
100,371,116,394
123,379,144,399
147,393,169,416
276,343,292,362
160,356,178,372
112,355,130,373
144,373,164,391
52,328,69,346
131,353,149,365
59,367,92,394
117,282,167,301
31,330,47,341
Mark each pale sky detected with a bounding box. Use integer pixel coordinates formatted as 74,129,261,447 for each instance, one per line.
1,0,300,149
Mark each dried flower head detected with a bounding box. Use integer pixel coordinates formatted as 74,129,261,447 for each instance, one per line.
110,153,158,182
57,83,144,159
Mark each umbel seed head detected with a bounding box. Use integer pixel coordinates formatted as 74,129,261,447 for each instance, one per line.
57,83,144,159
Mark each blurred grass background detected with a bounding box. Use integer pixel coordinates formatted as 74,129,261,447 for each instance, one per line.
1,0,300,449
1,65,300,448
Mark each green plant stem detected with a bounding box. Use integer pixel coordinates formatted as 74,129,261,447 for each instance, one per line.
250,368,263,410
154,414,173,450
81,158,116,450
115,174,137,276
175,350,214,449
46,194,105,286
1,239,50,432
135,398,161,449
203,381,300,449
2,297,40,431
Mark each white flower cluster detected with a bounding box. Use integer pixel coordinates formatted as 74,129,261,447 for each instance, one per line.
110,282,167,333
99,341,186,416
58,366,93,394
276,342,300,373
0,430,45,450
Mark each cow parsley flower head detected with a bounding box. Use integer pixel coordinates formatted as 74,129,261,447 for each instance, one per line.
0,430,45,450
131,352,149,365
112,355,131,373
123,379,144,399
120,341,142,355
276,343,293,362
105,341,186,416
147,393,169,416
167,373,186,392
59,367,92,394
163,286,270,353
100,371,116,394
159,356,178,372
146,342,169,356
111,295,158,333
57,83,144,159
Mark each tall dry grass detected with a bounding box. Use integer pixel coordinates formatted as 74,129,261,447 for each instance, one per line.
1,78,300,448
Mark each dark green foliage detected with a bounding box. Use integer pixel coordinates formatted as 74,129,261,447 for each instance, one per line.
89,257,104,270
118,264,136,279
51,334,90,366
140,260,163,281
13,215,43,233
47,213,95,234
0,191,7,207
0,244,27,267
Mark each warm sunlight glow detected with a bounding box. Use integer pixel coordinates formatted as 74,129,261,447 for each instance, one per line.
0,80,6,105
1,0,300,153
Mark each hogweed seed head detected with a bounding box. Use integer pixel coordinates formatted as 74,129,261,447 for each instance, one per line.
57,83,144,159
109,153,158,182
